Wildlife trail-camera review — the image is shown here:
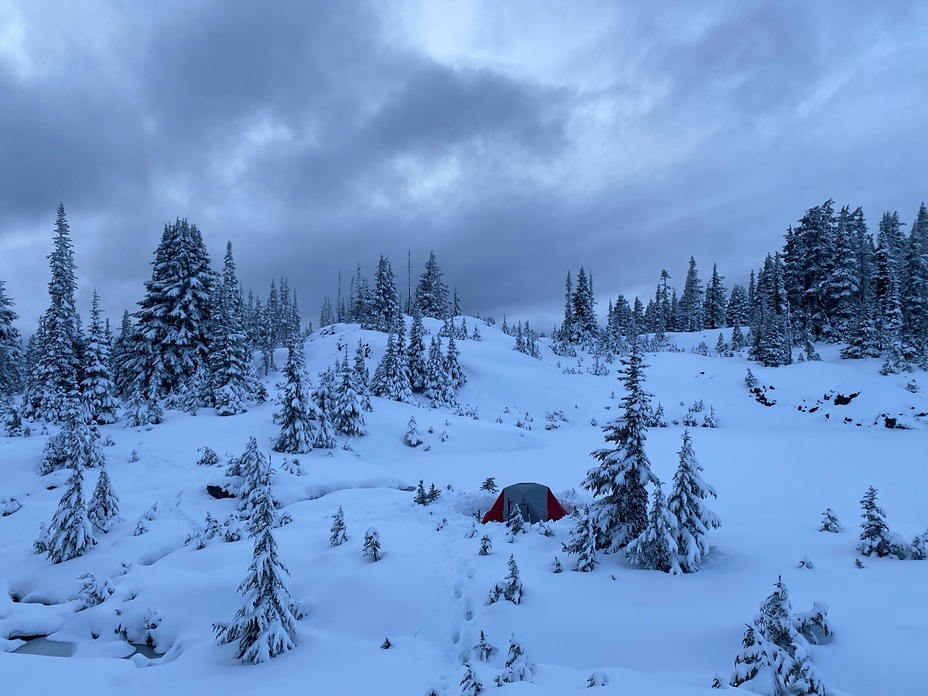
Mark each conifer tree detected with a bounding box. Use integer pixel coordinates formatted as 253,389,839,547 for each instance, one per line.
625,483,681,574
24,204,83,423
678,256,704,332
212,242,255,416
46,457,96,563
488,555,522,605
87,464,120,532
363,528,382,562
583,341,659,551
749,254,792,367
857,486,898,557
272,337,317,454
406,304,428,392
415,251,449,319
371,331,412,403
570,266,598,347
80,290,119,424
819,508,840,533
127,218,215,400
424,336,456,408
330,507,348,546
460,662,483,695
874,215,910,374
725,283,751,328
0,277,23,396
214,470,299,664
309,367,338,449
372,254,401,332
703,263,727,330
496,634,536,685
902,203,928,362
403,416,422,447
445,332,466,388
352,340,372,411
667,430,720,573
331,353,365,437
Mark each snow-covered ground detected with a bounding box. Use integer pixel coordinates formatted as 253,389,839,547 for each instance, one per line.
1,319,926,695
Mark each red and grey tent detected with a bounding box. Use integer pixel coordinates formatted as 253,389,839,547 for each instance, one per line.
481,482,569,524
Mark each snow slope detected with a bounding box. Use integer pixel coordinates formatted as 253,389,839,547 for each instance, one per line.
1,320,926,695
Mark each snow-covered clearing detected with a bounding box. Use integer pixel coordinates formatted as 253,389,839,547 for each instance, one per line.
2,320,926,695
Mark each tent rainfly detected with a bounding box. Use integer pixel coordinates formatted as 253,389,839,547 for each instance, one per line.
481,482,569,524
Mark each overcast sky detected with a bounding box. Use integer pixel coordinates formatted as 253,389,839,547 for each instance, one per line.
1,1,926,334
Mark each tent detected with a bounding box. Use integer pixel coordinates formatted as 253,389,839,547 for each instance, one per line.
481,482,569,524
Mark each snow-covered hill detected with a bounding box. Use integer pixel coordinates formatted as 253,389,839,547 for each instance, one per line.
1,319,926,695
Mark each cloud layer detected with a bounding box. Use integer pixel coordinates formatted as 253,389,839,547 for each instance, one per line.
1,0,926,331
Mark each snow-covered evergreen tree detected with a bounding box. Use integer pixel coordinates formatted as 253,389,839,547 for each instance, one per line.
46,457,96,563
372,254,401,332
626,483,681,574
126,218,215,400
23,204,83,423
406,304,428,392
403,416,422,447
460,662,483,695
584,341,659,551
424,336,456,408
857,485,904,558
678,256,705,332
212,242,256,416
874,215,911,374
488,555,522,605
0,277,24,396
352,340,372,412
330,506,348,546
703,263,727,330
415,250,449,320
272,338,317,454
910,527,928,561
80,290,119,424
496,633,536,685
309,366,337,449
236,437,276,529
564,508,598,572
446,333,466,388
331,353,365,437
87,465,120,532
749,253,792,367
214,472,300,664
363,528,382,562
819,508,840,533
902,203,928,362
371,331,412,403
667,430,720,573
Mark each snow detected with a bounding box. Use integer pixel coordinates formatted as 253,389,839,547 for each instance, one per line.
2,319,927,694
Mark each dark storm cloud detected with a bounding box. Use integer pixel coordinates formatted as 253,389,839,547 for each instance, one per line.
1,0,927,335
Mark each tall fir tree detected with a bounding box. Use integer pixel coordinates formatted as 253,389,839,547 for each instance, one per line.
331,353,366,437
678,256,704,332
211,242,256,416
371,331,412,403
214,467,300,664
23,204,83,423
80,290,119,424
583,341,659,551
352,340,372,412
667,429,720,573
902,203,928,362
126,218,215,400
625,483,681,575
570,266,598,347
749,254,792,367
703,263,727,330
372,254,401,332
87,463,120,532
406,304,428,392
424,336,456,408
0,277,24,396
45,455,96,563
415,250,449,320
874,214,910,374
272,337,317,454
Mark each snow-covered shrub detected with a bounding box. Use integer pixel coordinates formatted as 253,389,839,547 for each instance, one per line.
819,508,840,533
0,496,22,517
330,507,348,547
487,555,522,605
76,572,115,610
196,446,221,467
363,528,382,562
